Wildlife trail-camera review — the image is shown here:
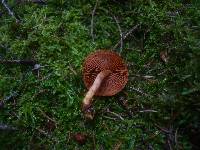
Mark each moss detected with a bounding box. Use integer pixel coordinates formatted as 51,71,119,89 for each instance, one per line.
0,0,199,149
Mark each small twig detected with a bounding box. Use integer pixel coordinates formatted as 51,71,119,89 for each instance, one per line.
157,69,169,76
36,127,59,143
118,96,133,117
142,75,155,79
91,0,99,42
1,0,20,23
124,24,140,38
113,140,122,150
16,0,46,5
66,131,71,144
39,72,53,81
138,109,158,113
167,138,173,150
31,0,46,5
174,128,178,147
103,115,117,121
147,144,154,150
68,65,77,75
154,123,171,134
131,74,155,79
0,44,10,51
129,86,148,96
0,91,18,108
0,123,17,130
36,128,52,138
3,91,18,102
131,75,156,82
113,24,140,49
113,15,123,53
37,108,57,125
0,60,36,65
106,108,124,121
92,131,96,150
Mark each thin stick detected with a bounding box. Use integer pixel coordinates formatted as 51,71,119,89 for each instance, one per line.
113,140,122,150
174,128,178,148
154,123,171,134
37,107,57,125
106,108,124,121
0,124,17,130
92,131,96,150
118,97,133,117
31,0,46,5
3,91,18,102
113,15,123,53
167,138,173,150
36,128,49,136
66,131,71,144
0,60,36,65
129,86,148,96
113,24,140,49
103,116,117,121
1,0,20,22
68,65,77,75
91,0,99,42
138,109,158,113
0,91,18,108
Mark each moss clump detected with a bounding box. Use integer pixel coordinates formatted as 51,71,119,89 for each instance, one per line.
0,0,199,149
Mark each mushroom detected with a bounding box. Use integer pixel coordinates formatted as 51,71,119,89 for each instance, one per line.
73,133,87,145
82,50,128,118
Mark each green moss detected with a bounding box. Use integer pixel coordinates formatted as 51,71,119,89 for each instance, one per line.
0,0,199,149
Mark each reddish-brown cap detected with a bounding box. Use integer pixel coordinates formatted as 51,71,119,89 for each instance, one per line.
83,50,128,96
73,133,87,145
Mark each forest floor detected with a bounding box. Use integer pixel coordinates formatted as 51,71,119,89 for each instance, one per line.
0,0,200,149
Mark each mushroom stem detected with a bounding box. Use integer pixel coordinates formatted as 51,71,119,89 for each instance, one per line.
82,70,112,111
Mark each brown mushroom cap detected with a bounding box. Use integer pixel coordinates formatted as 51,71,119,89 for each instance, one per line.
83,50,128,96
